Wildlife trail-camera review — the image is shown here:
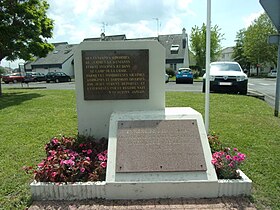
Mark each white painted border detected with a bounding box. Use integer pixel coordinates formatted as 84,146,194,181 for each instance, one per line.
30,170,251,200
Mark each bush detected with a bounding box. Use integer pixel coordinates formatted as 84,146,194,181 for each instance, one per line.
23,135,108,182
208,132,224,153
166,68,175,77
208,132,246,179
211,147,246,179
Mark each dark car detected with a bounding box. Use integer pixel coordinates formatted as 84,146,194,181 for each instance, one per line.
46,72,71,83
202,61,248,95
175,68,194,84
23,72,46,83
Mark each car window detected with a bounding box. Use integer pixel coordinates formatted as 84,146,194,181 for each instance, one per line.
211,63,241,72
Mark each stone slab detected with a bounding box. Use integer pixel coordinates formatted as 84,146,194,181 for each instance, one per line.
82,50,149,100
116,120,206,173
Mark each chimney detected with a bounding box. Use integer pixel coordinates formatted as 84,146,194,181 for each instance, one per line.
182,28,186,49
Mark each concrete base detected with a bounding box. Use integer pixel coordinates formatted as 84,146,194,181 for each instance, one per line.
30,170,252,200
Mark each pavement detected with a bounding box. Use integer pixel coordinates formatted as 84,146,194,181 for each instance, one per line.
28,197,256,209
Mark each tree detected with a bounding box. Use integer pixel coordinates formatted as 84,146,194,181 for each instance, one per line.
232,29,251,72
189,23,224,69
243,13,277,75
0,0,54,96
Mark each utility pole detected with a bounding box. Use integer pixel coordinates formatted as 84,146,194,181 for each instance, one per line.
205,0,211,133
260,0,280,117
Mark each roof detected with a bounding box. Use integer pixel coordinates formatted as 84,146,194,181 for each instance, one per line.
158,34,186,60
84,34,126,41
31,43,77,67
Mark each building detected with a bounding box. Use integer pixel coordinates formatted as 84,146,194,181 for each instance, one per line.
218,47,234,62
25,42,77,77
25,29,189,76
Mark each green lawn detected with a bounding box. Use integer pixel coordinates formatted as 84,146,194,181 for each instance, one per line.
0,89,279,209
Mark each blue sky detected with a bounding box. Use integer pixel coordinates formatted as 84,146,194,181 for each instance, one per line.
1,0,264,68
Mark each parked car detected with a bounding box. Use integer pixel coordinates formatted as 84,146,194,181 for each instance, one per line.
2,73,25,84
23,72,46,83
165,73,169,83
267,69,277,78
202,61,248,95
46,72,71,83
175,68,194,84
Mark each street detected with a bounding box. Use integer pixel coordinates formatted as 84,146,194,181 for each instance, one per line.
2,78,278,107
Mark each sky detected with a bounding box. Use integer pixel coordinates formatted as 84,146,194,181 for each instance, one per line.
1,0,264,69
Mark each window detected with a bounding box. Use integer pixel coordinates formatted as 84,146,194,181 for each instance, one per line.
170,45,179,54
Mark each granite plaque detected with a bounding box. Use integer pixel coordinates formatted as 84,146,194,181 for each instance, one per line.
116,120,207,173
82,50,149,100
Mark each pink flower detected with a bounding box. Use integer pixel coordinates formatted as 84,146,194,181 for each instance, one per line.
51,172,57,177
100,162,107,168
228,163,234,168
38,161,45,168
80,167,85,173
233,148,238,152
63,159,75,166
226,155,231,160
49,150,56,156
52,138,59,145
233,156,239,161
211,159,217,165
87,149,92,155
85,157,90,161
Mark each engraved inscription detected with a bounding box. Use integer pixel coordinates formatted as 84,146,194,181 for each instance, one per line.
116,120,207,173
82,50,149,100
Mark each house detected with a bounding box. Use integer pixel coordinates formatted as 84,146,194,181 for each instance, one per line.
25,29,189,76
85,29,190,71
25,42,77,77
218,47,234,62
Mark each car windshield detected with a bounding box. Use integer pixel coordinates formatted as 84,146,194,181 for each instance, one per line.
211,63,241,72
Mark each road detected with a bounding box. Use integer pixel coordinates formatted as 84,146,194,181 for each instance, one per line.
248,78,277,108
2,78,278,107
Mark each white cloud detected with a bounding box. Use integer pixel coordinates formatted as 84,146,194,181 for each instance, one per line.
46,0,195,43
243,11,263,28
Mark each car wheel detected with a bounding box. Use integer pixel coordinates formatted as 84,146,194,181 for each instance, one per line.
46,80,50,83
4,81,9,84
68,78,71,82
55,78,60,83
202,82,205,93
13,79,18,83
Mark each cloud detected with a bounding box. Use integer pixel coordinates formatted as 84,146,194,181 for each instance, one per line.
47,0,194,43
243,11,263,28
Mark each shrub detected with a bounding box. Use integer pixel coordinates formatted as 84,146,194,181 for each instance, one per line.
166,68,175,77
211,147,246,179
23,136,108,182
208,132,224,153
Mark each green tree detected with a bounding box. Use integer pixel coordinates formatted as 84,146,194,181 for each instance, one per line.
189,23,224,69
232,29,251,71
243,13,277,75
0,0,54,96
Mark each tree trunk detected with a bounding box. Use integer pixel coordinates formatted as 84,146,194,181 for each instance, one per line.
0,57,3,97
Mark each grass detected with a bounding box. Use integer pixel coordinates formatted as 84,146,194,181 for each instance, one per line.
0,89,279,209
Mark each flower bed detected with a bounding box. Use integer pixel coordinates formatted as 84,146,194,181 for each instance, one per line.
27,133,251,200
24,136,108,183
